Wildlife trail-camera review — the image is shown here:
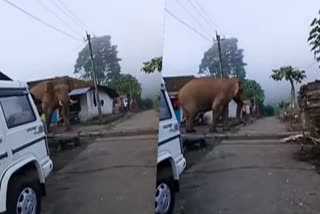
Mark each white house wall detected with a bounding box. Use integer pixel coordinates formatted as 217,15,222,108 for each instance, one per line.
79,95,89,122
85,89,113,120
229,100,237,118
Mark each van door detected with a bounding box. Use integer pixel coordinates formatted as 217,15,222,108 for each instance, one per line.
0,110,8,177
158,89,183,156
0,89,47,162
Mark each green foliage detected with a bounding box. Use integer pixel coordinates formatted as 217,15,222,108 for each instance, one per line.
278,100,290,109
308,10,320,68
270,66,306,84
262,104,275,117
138,98,154,110
74,35,121,85
270,66,306,108
153,94,160,109
109,73,142,98
199,38,247,80
141,57,162,73
242,79,265,105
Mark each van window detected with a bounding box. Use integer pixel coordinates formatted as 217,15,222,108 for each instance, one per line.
0,95,36,128
160,90,172,121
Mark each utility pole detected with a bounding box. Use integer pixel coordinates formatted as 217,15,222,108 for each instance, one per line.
216,31,224,78
86,31,102,122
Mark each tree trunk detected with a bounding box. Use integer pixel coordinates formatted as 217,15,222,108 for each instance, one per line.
289,79,296,130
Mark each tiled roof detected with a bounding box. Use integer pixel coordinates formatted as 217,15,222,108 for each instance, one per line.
163,75,195,92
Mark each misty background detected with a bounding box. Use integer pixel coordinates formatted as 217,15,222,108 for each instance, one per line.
162,0,320,104
0,0,164,98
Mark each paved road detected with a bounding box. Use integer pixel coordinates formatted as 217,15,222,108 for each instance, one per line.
175,117,320,214
43,135,157,214
42,111,160,214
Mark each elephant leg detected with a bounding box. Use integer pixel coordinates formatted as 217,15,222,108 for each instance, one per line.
210,100,224,133
184,109,196,133
236,102,243,124
222,104,230,131
62,106,72,131
45,108,54,133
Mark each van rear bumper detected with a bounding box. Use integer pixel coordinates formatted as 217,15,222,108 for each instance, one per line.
41,159,53,179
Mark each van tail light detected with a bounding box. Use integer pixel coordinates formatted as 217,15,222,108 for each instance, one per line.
172,98,180,109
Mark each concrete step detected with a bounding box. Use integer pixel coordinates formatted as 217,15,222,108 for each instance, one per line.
182,131,302,141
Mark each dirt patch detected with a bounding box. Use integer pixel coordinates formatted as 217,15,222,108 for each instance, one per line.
283,120,303,132
183,138,220,170
48,138,90,171
294,145,320,173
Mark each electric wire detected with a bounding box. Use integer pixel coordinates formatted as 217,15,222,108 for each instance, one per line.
2,0,83,42
165,8,212,43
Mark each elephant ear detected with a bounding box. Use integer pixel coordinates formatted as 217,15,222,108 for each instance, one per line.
46,82,54,93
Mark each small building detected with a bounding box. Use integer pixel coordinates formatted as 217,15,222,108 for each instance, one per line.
69,85,118,122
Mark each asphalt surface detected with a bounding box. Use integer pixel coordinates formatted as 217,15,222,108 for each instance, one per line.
43,135,157,214
42,111,159,214
174,117,320,214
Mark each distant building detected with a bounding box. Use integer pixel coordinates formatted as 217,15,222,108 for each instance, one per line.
69,85,118,122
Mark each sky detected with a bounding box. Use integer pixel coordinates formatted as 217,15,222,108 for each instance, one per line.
0,0,164,98
162,0,320,104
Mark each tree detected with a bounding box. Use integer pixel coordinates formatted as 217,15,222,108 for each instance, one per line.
141,57,162,73
262,105,275,117
271,66,306,128
270,66,306,108
242,79,265,105
278,100,290,109
308,10,320,68
109,73,142,98
74,35,121,85
199,38,247,80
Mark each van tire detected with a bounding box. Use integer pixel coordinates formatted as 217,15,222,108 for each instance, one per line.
7,175,41,214
155,169,175,214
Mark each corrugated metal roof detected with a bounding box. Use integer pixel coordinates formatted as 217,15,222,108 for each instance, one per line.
69,87,91,96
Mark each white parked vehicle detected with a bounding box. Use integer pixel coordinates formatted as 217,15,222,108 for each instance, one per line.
0,80,53,214
156,78,186,214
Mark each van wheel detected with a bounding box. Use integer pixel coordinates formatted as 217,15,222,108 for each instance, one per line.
155,171,175,214
7,175,41,214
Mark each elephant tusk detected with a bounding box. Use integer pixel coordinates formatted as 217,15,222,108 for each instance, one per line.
59,100,63,106
70,99,77,105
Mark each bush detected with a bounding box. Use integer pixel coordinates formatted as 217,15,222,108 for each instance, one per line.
138,98,154,110
262,104,275,117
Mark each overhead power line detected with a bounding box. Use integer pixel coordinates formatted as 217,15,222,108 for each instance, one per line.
190,0,219,32
175,0,212,39
36,0,83,38
49,0,87,31
165,8,212,43
2,0,83,42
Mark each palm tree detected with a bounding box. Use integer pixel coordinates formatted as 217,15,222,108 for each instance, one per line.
271,66,306,128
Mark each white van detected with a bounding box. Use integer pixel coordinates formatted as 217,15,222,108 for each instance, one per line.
0,80,53,214
156,78,186,214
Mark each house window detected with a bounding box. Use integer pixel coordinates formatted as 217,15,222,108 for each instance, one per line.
0,95,36,128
